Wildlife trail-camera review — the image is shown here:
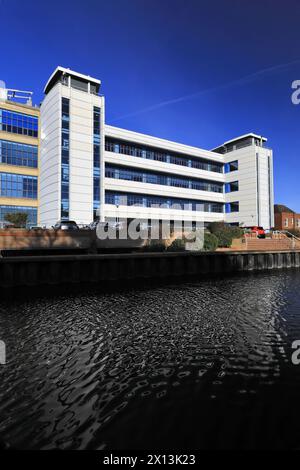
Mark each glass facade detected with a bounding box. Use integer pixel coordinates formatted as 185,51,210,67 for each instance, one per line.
105,165,223,193
105,139,223,174
0,205,37,226
0,139,38,168
0,109,38,137
61,98,70,219
0,172,37,199
93,107,101,220
105,191,224,213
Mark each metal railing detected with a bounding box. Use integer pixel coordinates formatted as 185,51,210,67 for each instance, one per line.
276,230,300,249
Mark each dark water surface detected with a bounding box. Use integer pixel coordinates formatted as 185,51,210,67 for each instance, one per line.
1,270,300,450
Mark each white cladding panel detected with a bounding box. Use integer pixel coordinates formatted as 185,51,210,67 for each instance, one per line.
257,148,274,229
40,82,103,226
61,86,103,225
224,146,258,226
223,144,274,229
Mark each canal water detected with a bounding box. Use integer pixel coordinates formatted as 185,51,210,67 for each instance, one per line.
0,269,300,450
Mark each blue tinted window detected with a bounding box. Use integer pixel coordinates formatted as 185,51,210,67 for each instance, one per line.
225,161,238,173
225,181,239,193
0,205,37,226
0,109,38,137
226,202,239,213
105,191,224,213
0,139,38,168
105,139,224,174
105,165,224,193
93,107,101,219
61,98,70,219
0,172,37,199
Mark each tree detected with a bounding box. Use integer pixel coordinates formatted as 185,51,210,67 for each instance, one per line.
5,212,28,228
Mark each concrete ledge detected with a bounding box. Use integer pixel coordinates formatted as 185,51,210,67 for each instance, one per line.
0,250,299,288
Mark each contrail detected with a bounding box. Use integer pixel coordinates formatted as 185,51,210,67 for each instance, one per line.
111,58,300,122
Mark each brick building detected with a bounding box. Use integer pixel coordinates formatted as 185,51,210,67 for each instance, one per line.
274,204,300,231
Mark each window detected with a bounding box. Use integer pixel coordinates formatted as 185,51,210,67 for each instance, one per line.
93,107,101,219
105,165,224,194
0,109,38,137
71,77,88,92
284,218,289,227
0,140,38,168
105,138,224,174
225,202,239,213
225,181,239,193
224,161,238,173
105,191,224,213
0,205,37,227
61,98,69,219
0,172,37,199
296,219,300,228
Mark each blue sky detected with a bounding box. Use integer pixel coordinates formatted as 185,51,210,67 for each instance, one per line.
1,0,300,208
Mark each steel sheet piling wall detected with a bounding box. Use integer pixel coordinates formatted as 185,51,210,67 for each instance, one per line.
0,251,299,288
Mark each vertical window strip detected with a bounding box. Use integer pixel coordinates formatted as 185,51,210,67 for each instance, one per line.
93,107,101,220
61,98,70,220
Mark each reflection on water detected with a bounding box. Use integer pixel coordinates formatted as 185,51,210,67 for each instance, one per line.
0,270,300,449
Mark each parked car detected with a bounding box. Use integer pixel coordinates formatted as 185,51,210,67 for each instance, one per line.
243,226,266,238
53,220,79,231
0,221,15,229
89,220,98,230
29,225,44,230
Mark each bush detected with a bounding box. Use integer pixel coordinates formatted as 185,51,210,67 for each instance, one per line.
208,222,243,248
167,238,186,252
203,232,218,252
229,226,244,239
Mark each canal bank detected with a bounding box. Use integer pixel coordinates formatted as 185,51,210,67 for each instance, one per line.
0,250,300,288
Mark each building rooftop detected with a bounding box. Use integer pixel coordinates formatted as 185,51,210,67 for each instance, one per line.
274,204,295,214
44,66,101,95
222,133,267,146
211,133,268,153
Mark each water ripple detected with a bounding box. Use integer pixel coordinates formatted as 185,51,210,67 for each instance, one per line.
1,270,300,449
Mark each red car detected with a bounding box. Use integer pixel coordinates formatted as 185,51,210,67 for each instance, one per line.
244,226,266,238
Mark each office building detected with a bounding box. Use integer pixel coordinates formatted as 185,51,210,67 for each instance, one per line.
0,83,39,227
19,66,274,230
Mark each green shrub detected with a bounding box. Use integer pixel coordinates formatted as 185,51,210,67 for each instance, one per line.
208,222,243,248
203,232,218,252
167,238,186,252
229,226,244,239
